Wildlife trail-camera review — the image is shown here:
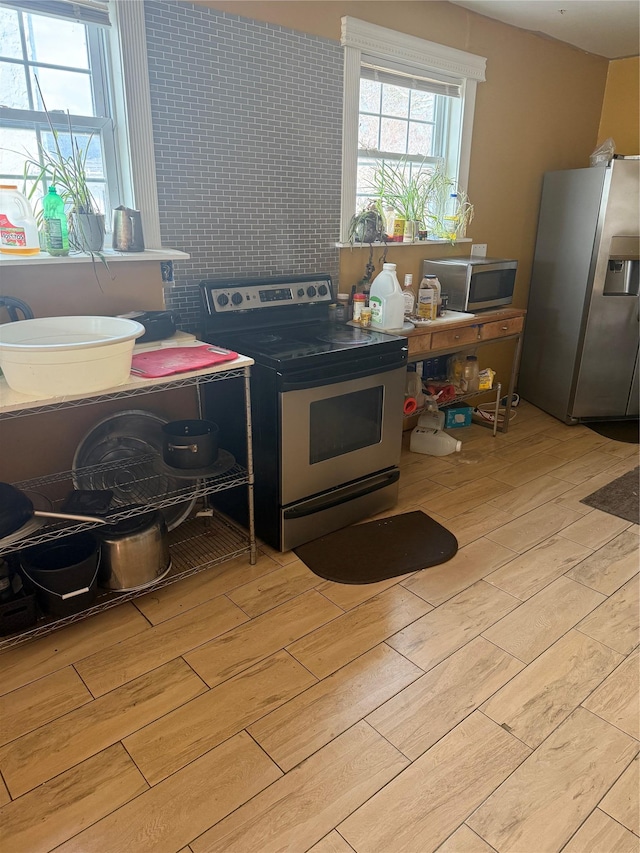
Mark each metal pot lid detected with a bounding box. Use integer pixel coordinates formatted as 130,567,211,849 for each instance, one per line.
72,410,197,531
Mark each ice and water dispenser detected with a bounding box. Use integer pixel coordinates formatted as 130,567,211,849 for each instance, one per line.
603,236,639,296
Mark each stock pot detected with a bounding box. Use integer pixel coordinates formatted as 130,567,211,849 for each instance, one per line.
96,509,171,591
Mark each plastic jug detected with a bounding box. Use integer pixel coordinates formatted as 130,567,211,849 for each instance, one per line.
369,263,404,331
410,426,462,456
0,185,40,255
417,408,445,431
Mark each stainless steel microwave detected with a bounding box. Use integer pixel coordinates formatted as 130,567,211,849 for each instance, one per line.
422,257,518,312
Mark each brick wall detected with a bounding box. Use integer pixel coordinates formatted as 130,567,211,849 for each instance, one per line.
144,0,343,330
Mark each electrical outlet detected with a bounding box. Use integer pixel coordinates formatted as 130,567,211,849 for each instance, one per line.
471,243,487,257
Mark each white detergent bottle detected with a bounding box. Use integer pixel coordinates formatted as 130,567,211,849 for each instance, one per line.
370,263,404,331
417,409,445,431
410,426,462,456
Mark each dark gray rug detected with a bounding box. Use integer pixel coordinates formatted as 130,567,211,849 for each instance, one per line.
586,420,639,444
580,467,639,524
294,510,458,584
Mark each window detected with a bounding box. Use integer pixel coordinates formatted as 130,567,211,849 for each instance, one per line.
340,17,486,243
0,0,118,221
0,0,162,249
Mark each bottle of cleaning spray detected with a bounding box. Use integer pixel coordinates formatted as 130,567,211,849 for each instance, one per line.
369,263,404,330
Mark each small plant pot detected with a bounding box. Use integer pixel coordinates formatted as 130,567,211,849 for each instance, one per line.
72,213,105,253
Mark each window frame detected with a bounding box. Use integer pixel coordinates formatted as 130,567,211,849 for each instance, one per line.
339,16,486,244
0,0,162,251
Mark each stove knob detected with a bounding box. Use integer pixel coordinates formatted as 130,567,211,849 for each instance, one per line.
217,293,229,307
318,284,328,296
297,288,305,298
231,292,243,305
307,286,317,297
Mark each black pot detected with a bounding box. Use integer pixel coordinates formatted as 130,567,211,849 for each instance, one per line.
119,310,177,343
162,419,219,469
20,533,99,616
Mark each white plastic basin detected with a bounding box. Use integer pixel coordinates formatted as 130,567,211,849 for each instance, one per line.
0,316,145,396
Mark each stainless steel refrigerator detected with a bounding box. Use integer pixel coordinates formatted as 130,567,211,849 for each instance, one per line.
519,158,639,422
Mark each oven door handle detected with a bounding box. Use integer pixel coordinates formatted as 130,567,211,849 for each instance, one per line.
280,357,406,392
283,469,400,519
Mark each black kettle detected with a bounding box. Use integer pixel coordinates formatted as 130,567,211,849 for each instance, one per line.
112,206,145,252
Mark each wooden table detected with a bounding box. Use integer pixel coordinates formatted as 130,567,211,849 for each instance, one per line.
404,307,526,433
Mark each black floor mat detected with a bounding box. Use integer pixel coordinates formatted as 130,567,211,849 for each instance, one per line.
580,467,639,524
294,510,458,584
586,420,639,444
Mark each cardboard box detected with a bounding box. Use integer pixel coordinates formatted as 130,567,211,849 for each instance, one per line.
443,404,473,428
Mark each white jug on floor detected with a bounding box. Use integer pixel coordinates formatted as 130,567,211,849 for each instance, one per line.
410,426,462,456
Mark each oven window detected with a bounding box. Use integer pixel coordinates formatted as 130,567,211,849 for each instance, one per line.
309,386,383,463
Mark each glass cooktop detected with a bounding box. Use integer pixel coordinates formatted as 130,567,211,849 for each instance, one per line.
208,323,405,367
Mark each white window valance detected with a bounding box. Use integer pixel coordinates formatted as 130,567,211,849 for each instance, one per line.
0,0,110,27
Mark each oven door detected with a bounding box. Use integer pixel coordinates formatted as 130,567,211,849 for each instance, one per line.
279,357,406,506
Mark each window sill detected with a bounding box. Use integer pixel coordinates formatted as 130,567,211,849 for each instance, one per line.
0,248,190,267
335,238,472,248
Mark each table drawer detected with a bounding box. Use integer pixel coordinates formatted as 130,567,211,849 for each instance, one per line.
480,316,524,340
408,332,432,355
430,324,480,350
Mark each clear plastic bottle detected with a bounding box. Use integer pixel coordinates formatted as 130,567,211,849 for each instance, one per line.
0,185,40,255
402,273,415,318
410,426,462,456
369,263,405,330
43,186,69,256
442,192,460,240
463,355,480,392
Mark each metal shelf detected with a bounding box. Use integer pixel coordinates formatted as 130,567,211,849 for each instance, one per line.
1,453,250,555
0,354,257,645
406,383,503,436
0,513,252,650
0,365,251,420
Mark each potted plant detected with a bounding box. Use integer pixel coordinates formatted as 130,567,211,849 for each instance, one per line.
19,82,105,254
367,157,436,242
366,158,474,244
428,171,474,244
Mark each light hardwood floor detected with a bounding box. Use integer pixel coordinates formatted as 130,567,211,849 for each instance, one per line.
0,401,638,853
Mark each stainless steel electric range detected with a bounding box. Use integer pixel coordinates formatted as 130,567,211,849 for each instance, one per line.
199,274,407,551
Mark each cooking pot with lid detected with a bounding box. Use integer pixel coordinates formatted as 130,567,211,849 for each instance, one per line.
96,509,171,591
162,419,219,469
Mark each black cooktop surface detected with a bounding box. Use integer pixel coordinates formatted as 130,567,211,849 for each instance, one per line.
207,322,405,368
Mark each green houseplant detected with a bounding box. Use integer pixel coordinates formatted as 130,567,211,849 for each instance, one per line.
19,81,105,254
366,158,474,244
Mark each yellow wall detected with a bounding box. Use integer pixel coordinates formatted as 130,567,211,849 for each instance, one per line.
598,57,640,154
201,0,614,382
201,1,609,297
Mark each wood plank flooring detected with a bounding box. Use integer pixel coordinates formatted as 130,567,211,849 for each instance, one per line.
0,401,638,852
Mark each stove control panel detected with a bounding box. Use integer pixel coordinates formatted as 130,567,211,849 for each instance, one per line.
204,278,333,313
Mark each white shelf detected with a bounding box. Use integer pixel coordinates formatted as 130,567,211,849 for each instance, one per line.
0,248,190,267
0,346,254,418
335,238,472,248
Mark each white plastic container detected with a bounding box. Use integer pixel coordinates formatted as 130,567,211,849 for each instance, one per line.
0,316,145,397
370,263,404,331
417,409,445,430
0,185,40,255
410,426,462,456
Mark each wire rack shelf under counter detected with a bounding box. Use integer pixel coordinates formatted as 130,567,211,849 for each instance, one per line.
0,350,257,648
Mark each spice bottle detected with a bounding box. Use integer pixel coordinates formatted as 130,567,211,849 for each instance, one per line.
336,293,349,323
352,292,366,324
